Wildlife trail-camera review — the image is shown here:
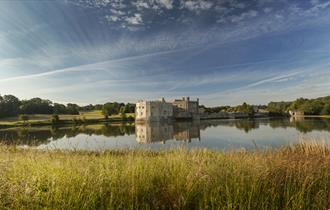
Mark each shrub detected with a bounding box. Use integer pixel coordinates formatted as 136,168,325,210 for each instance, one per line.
50,114,60,124
72,117,82,125
19,115,29,124
127,115,135,121
120,112,127,121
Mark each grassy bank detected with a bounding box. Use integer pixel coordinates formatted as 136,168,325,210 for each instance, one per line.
0,143,329,209
0,111,135,128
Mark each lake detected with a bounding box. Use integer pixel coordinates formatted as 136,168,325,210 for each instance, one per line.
1,117,330,151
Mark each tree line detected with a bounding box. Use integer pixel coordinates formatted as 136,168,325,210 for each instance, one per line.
267,96,330,115
0,94,135,119
201,95,330,116
201,103,264,115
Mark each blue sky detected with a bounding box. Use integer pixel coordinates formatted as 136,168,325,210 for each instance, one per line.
1,0,330,106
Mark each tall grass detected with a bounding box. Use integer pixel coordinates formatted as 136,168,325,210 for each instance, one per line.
0,143,329,210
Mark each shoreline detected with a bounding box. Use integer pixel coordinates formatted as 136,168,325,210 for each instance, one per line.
0,117,135,129
0,114,329,129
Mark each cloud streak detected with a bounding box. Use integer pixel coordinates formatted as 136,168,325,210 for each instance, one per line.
1,0,330,105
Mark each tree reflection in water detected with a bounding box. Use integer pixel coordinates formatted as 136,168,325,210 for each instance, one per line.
0,118,330,146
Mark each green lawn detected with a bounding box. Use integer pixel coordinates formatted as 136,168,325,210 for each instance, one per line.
0,111,135,127
0,142,329,209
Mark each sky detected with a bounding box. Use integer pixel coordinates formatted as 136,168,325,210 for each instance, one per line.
1,0,330,106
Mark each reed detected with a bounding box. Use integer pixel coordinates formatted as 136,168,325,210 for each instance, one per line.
0,142,329,210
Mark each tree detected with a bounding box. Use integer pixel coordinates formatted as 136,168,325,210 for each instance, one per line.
119,106,126,114
20,98,53,114
120,112,127,121
53,103,67,114
267,101,291,115
321,103,330,115
66,103,80,115
0,95,20,118
50,114,60,124
19,115,29,124
300,100,323,115
236,102,254,115
289,98,308,111
102,103,120,116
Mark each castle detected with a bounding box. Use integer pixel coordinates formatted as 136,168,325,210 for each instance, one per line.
135,97,200,122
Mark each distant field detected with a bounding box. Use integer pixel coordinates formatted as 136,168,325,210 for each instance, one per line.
0,114,80,124
0,111,135,126
80,110,135,119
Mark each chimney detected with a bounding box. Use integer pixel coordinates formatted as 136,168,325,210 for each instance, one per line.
182,97,185,101
187,97,190,101
161,97,165,102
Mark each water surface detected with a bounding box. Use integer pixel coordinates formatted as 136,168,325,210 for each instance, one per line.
1,118,329,151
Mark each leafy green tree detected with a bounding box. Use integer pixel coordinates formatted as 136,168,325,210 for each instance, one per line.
321,103,330,115
127,115,135,121
236,102,254,116
119,106,126,114
53,103,67,114
267,101,291,115
20,98,53,114
66,104,80,115
300,100,323,115
289,98,308,111
121,112,127,121
50,114,60,124
0,95,20,117
19,115,29,124
102,103,120,116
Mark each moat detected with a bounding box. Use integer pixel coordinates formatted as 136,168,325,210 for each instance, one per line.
1,117,330,151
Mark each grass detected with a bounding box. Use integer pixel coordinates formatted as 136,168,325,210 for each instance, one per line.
0,111,135,128
0,142,329,209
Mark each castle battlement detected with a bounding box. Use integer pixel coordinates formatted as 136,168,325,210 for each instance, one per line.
135,97,200,122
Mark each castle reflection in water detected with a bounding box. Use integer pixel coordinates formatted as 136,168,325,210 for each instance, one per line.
2,118,330,149
135,122,201,144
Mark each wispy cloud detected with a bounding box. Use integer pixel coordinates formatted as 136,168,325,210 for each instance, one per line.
1,0,330,104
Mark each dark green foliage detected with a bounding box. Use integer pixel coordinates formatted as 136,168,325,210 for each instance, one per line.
269,96,330,115
120,112,127,121
102,102,136,117
72,117,83,125
321,103,330,115
79,104,103,111
50,115,60,124
235,102,255,115
53,103,67,114
200,105,231,113
0,93,135,119
0,95,20,118
20,98,53,114
19,115,29,124
66,103,80,115
127,115,135,121
201,103,258,114
267,101,291,115
299,100,324,115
